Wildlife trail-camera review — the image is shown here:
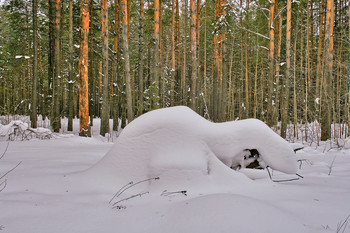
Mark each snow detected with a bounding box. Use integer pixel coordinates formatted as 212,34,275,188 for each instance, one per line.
1,106,350,233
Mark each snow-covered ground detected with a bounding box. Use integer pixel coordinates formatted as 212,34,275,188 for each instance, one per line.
0,107,350,233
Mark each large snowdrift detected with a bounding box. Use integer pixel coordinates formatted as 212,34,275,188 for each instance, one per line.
88,106,297,192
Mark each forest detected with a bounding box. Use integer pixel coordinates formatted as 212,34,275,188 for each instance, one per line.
0,0,349,142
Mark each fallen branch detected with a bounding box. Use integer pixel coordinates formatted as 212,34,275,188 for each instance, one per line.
161,190,187,197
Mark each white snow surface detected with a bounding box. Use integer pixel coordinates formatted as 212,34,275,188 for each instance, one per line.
1,107,350,233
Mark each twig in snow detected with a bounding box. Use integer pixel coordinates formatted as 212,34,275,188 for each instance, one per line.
336,214,350,233
0,179,7,193
112,192,149,208
0,142,10,160
113,177,159,199
266,167,301,182
298,159,312,169
0,161,22,181
109,181,133,204
161,190,187,197
328,155,337,176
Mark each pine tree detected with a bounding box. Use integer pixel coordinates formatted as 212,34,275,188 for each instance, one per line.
78,0,90,136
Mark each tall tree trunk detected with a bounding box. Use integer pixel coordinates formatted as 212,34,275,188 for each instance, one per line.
203,1,207,101
275,14,282,133
170,0,176,106
112,0,120,130
348,0,350,135
52,0,62,132
190,0,197,110
68,0,74,131
244,0,250,118
293,24,298,138
281,0,292,139
267,0,275,127
100,0,110,136
88,0,95,125
122,0,133,122
181,0,188,105
48,0,55,117
31,0,38,128
78,0,90,136
316,0,325,108
304,0,311,141
321,0,334,140
138,0,145,112
152,0,160,109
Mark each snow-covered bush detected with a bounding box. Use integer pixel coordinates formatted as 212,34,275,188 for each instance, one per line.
0,121,52,141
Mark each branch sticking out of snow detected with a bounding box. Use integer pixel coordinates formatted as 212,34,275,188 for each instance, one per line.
266,167,302,183
109,177,160,204
112,192,149,208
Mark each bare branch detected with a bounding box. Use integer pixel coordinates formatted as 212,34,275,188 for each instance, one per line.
0,161,22,181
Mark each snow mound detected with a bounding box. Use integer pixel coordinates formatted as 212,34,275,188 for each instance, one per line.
88,106,297,191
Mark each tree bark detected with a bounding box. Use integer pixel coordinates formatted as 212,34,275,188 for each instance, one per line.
321,0,334,140
31,0,38,128
138,0,145,112
267,0,275,127
100,0,110,136
122,0,133,122
152,0,160,109
112,0,121,130
78,0,90,136
190,0,197,110
52,0,62,132
68,0,74,131
170,0,176,106
281,0,292,139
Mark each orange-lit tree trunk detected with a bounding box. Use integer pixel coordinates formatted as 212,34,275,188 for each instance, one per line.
68,0,74,131
152,0,160,109
181,0,188,105
52,0,62,132
267,0,275,127
78,0,90,136
176,0,181,105
170,0,176,106
112,0,120,130
281,0,292,138
213,0,225,121
100,0,110,136
122,0,133,122
190,0,197,110
321,0,334,140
